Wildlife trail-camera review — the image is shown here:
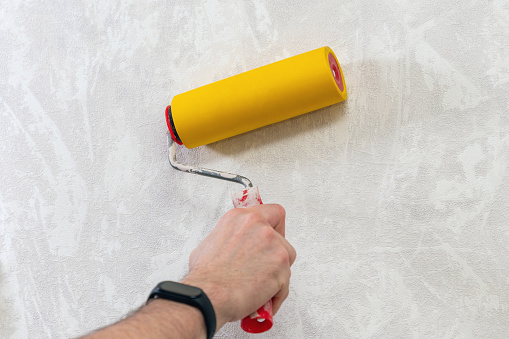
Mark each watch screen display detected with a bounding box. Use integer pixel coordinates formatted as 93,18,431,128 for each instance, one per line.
160,281,202,298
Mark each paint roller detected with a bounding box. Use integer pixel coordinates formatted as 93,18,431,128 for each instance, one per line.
166,46,347,333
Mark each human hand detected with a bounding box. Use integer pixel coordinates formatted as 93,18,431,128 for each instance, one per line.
182,204,296,331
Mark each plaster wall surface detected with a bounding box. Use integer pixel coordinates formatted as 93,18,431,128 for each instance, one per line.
1,1,508,338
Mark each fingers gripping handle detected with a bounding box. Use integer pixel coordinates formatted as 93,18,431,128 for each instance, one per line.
231,186,273,333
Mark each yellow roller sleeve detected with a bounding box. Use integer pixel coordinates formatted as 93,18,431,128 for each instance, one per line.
168,46,347,148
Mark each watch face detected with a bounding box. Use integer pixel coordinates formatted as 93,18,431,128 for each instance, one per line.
159,281,202,298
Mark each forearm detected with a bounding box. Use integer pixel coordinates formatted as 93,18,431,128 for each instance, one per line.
83,299,206,339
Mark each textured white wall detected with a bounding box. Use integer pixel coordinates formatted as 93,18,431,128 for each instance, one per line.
1,1,509,338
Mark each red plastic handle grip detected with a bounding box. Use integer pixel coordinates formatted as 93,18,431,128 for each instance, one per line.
231,186,273,333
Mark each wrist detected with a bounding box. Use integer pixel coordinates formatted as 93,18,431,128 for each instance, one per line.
182,274,230,330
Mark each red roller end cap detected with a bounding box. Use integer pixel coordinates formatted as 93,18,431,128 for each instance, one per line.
328,53,344,92
166,105,182,145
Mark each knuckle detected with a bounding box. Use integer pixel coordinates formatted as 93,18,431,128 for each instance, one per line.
289,245,297,262
259,227,276,245
224,208,243,220
275,248,290,266
274,204,286,220
261,227,277,242
221,209,249,230
244,210,265,225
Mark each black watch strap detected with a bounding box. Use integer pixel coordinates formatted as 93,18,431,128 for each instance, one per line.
147,281,216,339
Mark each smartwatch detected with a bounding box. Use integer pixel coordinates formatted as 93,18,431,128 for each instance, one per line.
147,281,216,339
